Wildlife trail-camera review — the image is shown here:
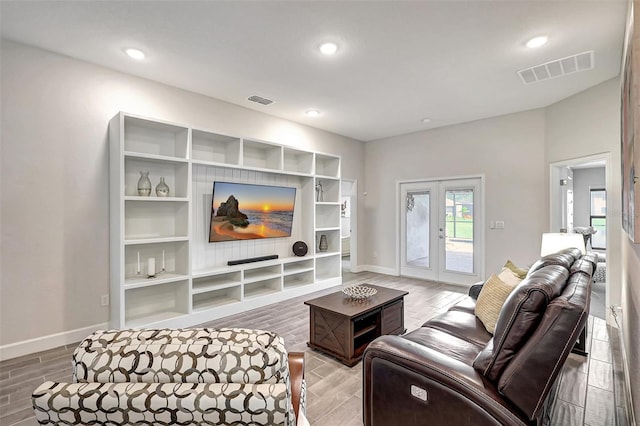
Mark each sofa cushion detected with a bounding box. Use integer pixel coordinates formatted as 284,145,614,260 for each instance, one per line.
527,248,580,276
448,296,477,315
473,264,569,381
475,274,517,334
569,257,595,278
423,310,492,347
402,327,486,365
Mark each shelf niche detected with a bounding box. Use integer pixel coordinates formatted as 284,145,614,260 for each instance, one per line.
124,115,188,159
124,241,189,283
124,280,189,327
242,139,282,171
124,157,189,198
124,201,189,241
192,130,241,165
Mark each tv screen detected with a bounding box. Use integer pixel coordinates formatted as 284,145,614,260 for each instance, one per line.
209,181,296,242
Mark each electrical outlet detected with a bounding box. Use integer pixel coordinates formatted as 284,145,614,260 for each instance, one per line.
495,220,505,229
100,295,109,307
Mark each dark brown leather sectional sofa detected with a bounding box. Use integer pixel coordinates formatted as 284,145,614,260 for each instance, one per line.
363,248,597,426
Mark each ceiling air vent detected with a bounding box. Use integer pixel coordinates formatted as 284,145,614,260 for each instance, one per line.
248,95,274,105
517,51,594,84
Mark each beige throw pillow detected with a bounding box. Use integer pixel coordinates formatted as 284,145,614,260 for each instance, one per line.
498,267,523,287
504,260,528,279
475,274,517,334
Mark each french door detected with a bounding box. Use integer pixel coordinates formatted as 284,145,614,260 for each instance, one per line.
400,178,483,286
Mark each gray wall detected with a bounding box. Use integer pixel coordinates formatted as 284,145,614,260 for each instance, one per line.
0,40,366,348
572,167,606,228
364,109,547,276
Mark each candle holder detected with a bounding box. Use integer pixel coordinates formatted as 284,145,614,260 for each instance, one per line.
147,258,156,278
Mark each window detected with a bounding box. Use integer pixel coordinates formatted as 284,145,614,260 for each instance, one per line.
590,189,606,249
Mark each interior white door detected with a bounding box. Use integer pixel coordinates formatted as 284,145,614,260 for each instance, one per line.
400,178,483,286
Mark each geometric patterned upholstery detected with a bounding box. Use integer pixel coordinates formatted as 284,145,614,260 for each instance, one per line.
593,262,606,282
32,328,301,426
33,381,290,425
73,328,290,385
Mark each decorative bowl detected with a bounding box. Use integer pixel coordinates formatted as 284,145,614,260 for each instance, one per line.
342,285,377,300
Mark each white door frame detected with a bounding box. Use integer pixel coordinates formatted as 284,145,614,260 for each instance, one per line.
396,174,485,287
549,153,611,319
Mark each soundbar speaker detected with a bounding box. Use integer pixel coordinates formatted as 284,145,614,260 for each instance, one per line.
227,255,278,266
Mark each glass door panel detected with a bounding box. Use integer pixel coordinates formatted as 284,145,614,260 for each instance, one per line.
400,182,438,281
444,189,474,274
406,192,430,268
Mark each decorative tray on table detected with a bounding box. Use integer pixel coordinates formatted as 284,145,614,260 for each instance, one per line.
342,285,377,300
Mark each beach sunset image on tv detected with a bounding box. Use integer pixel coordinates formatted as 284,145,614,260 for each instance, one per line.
209,182,296,242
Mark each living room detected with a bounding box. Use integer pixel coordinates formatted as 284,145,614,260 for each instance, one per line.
1,2,639,426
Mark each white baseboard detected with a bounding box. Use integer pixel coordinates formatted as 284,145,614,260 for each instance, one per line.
361,265,398,276
0,322,108,361
349,265,366,273
616,321,637,426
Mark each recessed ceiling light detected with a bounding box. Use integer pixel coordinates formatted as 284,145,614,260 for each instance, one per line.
319,42,338,55
306,110,321,118
422,118,432,123
125,48,146,60
526,36,548,49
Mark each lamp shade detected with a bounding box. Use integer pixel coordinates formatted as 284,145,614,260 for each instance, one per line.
540,233,586,256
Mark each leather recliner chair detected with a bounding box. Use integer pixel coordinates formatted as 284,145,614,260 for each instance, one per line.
363,248,597,426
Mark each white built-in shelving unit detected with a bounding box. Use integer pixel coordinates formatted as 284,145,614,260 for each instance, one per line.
109,112,341,329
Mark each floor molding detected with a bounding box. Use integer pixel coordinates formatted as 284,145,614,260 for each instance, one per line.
0,322,108,361
362,264,397,276
617,321,637,426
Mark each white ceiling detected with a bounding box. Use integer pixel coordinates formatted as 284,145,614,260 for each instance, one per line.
0,1,628,142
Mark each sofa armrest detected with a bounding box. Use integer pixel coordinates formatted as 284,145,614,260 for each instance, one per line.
288,352,305,418
363,336,528,426
469,281,484,299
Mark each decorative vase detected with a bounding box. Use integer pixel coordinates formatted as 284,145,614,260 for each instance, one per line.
155,177,170,197
319,234,328,252
315,181,324,202
137,171,152,196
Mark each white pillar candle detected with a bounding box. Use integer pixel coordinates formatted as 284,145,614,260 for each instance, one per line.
162,250,165,271
148,258,155,277
137,252,140,274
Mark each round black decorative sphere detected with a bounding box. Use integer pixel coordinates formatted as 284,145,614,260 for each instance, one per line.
292,241,308,257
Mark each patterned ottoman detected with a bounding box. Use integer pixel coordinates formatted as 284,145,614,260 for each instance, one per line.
32,328,305,425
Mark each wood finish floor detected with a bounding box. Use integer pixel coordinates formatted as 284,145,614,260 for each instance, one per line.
0,272,630,425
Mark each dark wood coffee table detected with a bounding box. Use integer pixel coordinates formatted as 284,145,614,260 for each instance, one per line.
304,284,408,366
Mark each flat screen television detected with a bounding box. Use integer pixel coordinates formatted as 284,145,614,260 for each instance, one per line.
209,181,296,242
